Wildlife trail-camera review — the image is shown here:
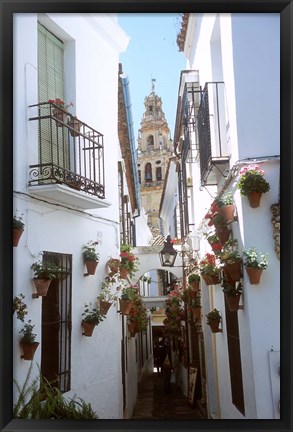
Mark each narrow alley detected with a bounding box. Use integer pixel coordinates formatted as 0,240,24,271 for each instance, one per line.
132,370,205,419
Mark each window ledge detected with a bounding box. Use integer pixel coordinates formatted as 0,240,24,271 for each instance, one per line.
27,184,111,210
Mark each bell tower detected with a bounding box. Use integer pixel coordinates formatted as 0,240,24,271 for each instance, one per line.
137,80,173,237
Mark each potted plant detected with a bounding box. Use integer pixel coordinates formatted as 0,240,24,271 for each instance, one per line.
163,290,183,336
128,295,148,336
220,240,243,282
205,233,222,252
237,164,270,208
82,241,99,275
19,320,39,360
188,297,202,321
206,308,222,333
97,276,118,315
13,294,28,322
222,279,243,312
48,98,74,127
187,273,200,292
199,253,221,285
119,244,139,279
119,284,139,315
13,214,25,247
106,258,121,275
31,261,59,296
243,247,269,284
212,213,231,245
216,192,235,222
81,303,105,336
67,115,82,137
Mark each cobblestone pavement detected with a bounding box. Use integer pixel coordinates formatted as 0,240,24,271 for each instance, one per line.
132,372,205,419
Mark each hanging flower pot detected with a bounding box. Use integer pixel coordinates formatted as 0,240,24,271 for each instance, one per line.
84,260,98,275
207,274,221,285
245,267,263,284
52,107,67,127
68,117,82,137
216,226,231,245
107,258,120,274
99,299,112,315
211,242,222,252
119,299,133,315
190,306,201,321
13,228,24,247
247,191,262,208
20,341,39,360
209,319,221,333
225,261,243,282
225,294,242,312
220,204,235,222
119,267,129,280
32,278,52,296
201,274,211,285
189,281,200,292
128,321,138,337
81,320,96,337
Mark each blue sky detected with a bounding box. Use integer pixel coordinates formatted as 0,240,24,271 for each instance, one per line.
117,13,186,144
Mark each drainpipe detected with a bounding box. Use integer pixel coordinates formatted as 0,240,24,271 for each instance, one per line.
120,73,141,246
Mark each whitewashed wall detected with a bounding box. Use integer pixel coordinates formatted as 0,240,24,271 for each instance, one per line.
13,12,147,420
184,13,280,419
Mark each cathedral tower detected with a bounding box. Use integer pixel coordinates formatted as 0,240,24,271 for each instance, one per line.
137,80,173,237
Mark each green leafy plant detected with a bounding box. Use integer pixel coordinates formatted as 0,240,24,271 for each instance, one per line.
13,214,25,230
222,279,243,297
82,241,99,262
215,192,234,207
190,296,201,308
81,303,105,325
120,244,139,277
243,247,268,269
120,285,139,302
199,253,221,277
206,308,221,325
97,276,118,303
19,320,37,344
128,295,148,331
13,364,98,419
238,164,270,195
31,261,60,280
13,294,28,322
163,289,184,335
188,273,200,284
220,239,242,264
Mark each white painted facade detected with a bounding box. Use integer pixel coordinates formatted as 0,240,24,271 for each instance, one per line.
13,13,151,420
162,13,280,419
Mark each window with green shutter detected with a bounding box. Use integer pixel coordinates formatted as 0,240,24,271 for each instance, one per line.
38,23,69,171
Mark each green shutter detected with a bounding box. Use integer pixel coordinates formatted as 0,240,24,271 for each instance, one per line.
38,23,69,171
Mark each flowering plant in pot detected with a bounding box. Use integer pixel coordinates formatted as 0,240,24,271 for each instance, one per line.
67,115,82,137
119,244,139,278
19,320,39,360
220,239,243,282
107,257,121,275
237,164,270,208
119,284,139,315
82,241,99,275
187,272,200,292
206,309,222,333
48,98,74,127
222,277,243,312
243,247,268,284
13,294,28,322
81,303,105,336
205,233,222,252
199,253,221,285
128,295,148,336
13,214,25,247
215,192,235,222
31,261,59,296
163,290,183,335
188,296,202,321
97,276,118,315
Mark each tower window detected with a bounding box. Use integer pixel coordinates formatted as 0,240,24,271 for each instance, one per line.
156,167,162,181
145,163,152,182
147,135,154,150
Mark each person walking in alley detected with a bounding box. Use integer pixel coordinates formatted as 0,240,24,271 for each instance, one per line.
162,352,172,394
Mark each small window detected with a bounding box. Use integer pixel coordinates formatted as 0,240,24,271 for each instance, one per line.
147,135,154,149
156,167,162,181
145,163,152,182
155,160,161,164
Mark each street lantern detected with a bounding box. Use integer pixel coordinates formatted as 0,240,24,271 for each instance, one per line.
159,235,178,267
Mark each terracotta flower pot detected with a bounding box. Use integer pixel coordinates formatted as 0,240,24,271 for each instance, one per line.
119,267,129,280
216,226,231,245
128,322,138,337
189,281,200,292
225,294,241,312
20,341,39,360
81,320,95,337
209,319,221,333
119,299,133,315
225,261,243,282
84,260,98,275
207,274,221,285
52,107,67,127
32,278,52,296
107,259,120,274
220,205,235,222
190,307,201,321
246,267,263,284
99,300,112,315
13,228,24,247
68,118,82,137
247,191,262,208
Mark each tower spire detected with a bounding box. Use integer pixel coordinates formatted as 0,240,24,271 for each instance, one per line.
151,78,156,93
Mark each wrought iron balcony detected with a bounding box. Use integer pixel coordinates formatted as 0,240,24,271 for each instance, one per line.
28,102,105,203
198,82,230,186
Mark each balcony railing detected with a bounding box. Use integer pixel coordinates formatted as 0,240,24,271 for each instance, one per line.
28,102,105,199
198,82,229,186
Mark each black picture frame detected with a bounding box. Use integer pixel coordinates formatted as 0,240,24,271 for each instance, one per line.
1,1,292,431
